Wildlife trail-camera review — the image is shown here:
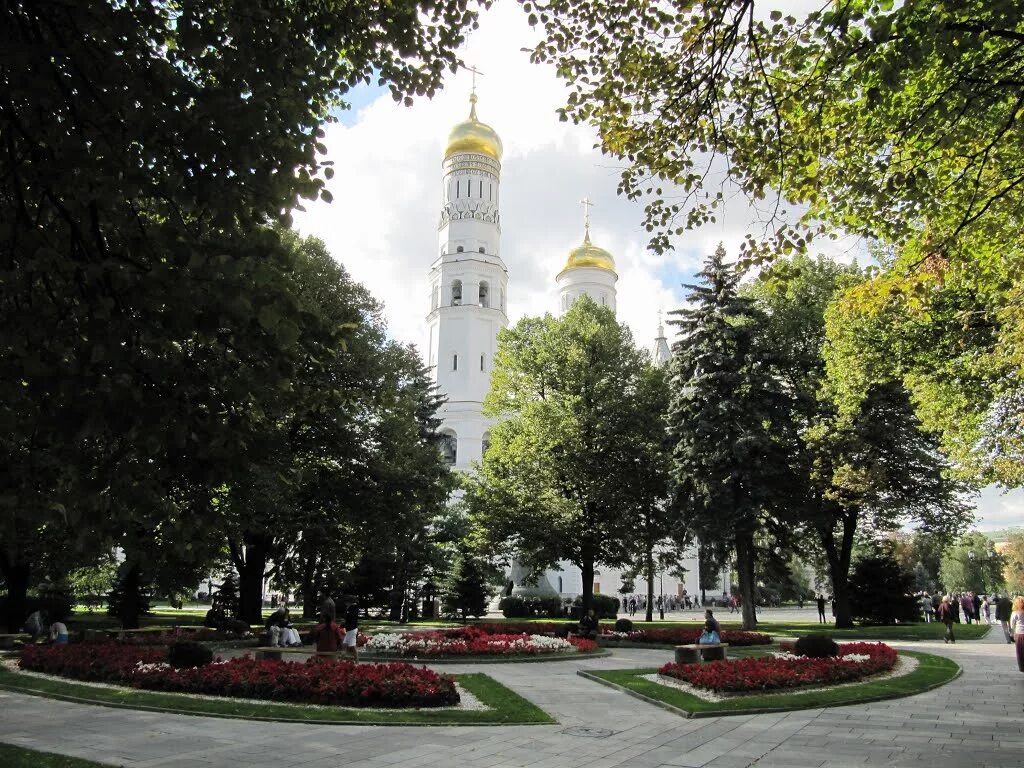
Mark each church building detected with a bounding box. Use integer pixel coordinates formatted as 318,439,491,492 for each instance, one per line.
425,92,730,607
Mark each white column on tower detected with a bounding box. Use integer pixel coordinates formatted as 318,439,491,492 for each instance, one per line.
426,87,507,471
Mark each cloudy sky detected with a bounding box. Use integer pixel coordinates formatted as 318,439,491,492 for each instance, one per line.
294,0,1022,533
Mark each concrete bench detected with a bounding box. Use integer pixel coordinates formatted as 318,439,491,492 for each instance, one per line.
674,643,729,664
254,646,341,661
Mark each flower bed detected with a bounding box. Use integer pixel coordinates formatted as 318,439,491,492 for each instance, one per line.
658,642,898,693
364,626,596,657
20,644,458,708
607,628,772,647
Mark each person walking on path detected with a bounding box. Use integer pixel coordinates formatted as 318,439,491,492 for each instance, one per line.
816,594,827,624
938,596,956,644
343,598,360,661
1010,597,1024,672
997,594,1014,643
921,594,935,623
960,593,974,624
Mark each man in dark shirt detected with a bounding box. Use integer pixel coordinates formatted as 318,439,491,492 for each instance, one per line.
577,608,598,639
704,609,721,634
996,594,1013,643
816,594,827,624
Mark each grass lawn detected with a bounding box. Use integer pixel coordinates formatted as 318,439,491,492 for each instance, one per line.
0,666,552,726
413,617,992,642
0,744,112,768
582,650,959,718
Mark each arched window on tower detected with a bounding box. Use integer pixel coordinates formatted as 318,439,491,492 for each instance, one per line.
452,353,458,371
479,281,489,308
499,288,505,312
482,431,491,457
451,280,462,306
439,430,457,466
431,284,439,311
601,295,607,306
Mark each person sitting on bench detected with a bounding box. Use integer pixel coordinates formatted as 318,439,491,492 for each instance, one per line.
698,609,721,645
577,608,599,640
312,612,345,655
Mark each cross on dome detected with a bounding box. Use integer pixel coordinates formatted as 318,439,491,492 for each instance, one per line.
580,196,595,243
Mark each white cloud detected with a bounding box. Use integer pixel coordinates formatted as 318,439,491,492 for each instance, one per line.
975,486,1024,533
292,0,767,352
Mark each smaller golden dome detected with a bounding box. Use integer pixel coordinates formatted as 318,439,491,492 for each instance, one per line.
559,229,617,276
445,94,503,161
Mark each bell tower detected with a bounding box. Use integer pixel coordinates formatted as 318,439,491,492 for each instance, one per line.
426,89,508,470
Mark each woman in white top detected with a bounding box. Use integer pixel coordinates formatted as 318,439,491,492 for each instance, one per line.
1009,596,1024,672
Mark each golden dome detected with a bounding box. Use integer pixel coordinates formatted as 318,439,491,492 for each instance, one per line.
445,94,502,161
559,229,617,276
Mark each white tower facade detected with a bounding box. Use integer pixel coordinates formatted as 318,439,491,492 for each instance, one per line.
427,94,507,470
556,201,618,314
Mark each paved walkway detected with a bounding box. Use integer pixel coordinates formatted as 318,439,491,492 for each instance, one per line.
1,627,1022,768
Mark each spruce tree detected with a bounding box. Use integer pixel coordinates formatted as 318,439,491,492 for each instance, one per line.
442,549,491,621
666,244,792,630
106,562,152,630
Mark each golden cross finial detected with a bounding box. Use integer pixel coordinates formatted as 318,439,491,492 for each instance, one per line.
581,196,594,242
465,65,483,119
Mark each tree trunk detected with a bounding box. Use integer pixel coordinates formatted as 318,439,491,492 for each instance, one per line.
300,551,320,619
645,548,655,623
237,537,269,625
819,510,857,629
580,558,595,616
389,551,409,622
120,562,143,630
734,531,758,630
0,554,30,634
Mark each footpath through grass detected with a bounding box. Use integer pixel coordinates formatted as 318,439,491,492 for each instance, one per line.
0,743,109,768
583,650,959,718
0,666,552,726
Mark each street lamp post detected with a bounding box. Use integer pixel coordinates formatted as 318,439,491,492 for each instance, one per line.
659,568,665,621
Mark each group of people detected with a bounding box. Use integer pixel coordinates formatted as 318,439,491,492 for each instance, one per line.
920,591,1004,626
623,592,713,616
263,607,303,647
22,610,68,645
264,597,361,659
935,592,1021,645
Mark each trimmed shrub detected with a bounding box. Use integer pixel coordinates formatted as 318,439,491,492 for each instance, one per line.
167,640,214,669
848,553,922,625
498,595,563,618
614,618,633,633
573,594,619,619
794,633,839,658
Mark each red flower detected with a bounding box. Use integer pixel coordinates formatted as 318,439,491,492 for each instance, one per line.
657,642,898,693
20,644,458,708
